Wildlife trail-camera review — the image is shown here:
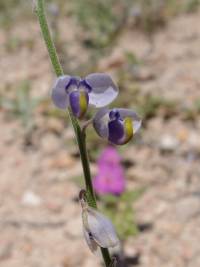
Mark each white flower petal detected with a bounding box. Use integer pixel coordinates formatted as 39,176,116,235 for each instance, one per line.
85,73,119,107
87,207,120,249
93,108,110,138
51,75,71,109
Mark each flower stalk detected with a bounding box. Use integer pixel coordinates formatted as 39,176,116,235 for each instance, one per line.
35,0,111,265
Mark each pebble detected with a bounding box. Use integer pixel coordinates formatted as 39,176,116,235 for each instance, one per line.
22,191,42,207
159,135,179,152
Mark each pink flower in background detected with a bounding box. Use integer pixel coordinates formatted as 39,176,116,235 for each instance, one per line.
93,146,125,195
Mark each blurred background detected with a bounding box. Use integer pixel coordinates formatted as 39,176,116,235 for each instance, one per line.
0,0,200,266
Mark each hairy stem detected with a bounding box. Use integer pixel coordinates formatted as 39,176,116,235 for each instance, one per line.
35,0,63,76
35,0,111,265
75,124,97,208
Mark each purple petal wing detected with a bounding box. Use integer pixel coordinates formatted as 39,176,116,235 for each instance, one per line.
51,75,71,109
93,108,110,138
85,73,118,107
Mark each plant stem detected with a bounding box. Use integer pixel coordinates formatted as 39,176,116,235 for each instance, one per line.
35,0,63,76
75,125,97,208
35,0,111,265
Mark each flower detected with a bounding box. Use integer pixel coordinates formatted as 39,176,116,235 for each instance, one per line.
93,146,125,195
97,145,121,165
79,190,120,253
93,108,142,145
51,73,118,118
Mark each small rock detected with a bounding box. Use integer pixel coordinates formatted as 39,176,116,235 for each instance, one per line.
159,135,179,152
22,191,42,207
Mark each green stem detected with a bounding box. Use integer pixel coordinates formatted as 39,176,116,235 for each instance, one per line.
35,0,111,266
35,0,63,76
75,125,97,208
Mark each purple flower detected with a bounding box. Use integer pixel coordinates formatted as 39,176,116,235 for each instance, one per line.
93,108,142,145
51,73,119,118
93,146,125,195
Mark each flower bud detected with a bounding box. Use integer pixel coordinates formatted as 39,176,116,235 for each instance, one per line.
79,190,120,253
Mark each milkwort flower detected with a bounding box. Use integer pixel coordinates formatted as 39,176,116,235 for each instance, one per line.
79,190,120,253
93,146,125,195
93,108,142,145
51,73,118,118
